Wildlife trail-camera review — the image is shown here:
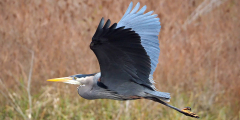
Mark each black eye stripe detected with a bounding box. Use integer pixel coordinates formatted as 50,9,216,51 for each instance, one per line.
70,74,96,79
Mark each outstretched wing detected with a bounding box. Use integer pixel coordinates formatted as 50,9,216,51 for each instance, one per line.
117,2,161,80
91,18,152,91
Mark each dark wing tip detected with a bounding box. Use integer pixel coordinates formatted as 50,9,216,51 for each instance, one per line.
109,23,117,30
97,17,105,30
93,18,117,40
97,18,112,30
103,19,111,29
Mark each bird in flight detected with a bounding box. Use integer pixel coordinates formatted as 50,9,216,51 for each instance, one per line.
48,2,199,118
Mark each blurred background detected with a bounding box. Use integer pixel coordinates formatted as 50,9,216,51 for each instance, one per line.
0,0,239,119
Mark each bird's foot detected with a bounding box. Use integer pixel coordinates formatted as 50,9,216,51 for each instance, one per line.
181,107,199,118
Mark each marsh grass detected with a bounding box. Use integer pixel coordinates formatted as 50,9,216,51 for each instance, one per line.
0,0,239,119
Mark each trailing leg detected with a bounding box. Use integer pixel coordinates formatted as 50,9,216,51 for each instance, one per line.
144,97,199,118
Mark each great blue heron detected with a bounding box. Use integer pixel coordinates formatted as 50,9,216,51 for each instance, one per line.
48,2,199,118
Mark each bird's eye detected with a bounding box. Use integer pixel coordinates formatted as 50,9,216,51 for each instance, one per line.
74,77,77,80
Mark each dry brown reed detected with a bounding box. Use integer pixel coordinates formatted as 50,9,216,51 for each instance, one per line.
0,0,239,119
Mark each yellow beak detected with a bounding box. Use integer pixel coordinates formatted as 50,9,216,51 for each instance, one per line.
47,77,72,82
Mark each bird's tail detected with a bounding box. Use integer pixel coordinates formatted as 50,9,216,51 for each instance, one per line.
145,91,171,102
144,96,200,118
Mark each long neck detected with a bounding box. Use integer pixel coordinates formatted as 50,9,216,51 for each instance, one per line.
77,73,101,99
93,72,101,83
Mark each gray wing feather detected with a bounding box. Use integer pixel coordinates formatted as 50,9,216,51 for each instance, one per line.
117,2,161,80
121,2,133,20
130,2,140,14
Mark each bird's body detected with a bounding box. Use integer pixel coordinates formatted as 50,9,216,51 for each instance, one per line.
77,73,170,101
48,2,199,118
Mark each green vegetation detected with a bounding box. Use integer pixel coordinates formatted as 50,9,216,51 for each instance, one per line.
0,85,238,120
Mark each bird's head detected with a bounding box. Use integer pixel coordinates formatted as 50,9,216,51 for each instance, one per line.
47,74,95,86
